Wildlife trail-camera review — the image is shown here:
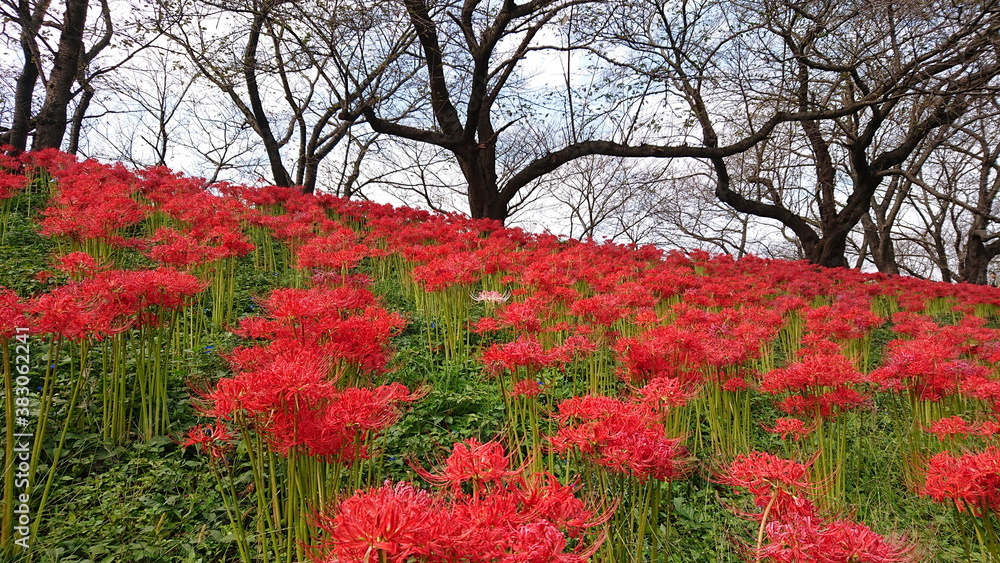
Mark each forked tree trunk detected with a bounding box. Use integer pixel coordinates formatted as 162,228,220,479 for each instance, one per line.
459,150,508,222
32,0,89,150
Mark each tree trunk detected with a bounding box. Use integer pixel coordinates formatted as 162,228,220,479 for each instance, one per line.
301,156,318,195
244,7,292,187
67,84,94,155
9,43,39,152
804,229,851,269
861,213,900,274
459,150,507,221
962,226,990,284
32,0,89,150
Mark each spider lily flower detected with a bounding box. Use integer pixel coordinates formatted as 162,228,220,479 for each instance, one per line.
550,395,690,483
472,290,511,304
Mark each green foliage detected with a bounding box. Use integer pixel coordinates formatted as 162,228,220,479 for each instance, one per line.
0,189,55,297
384,355,507,481
34,437,234,563
666,478,749,563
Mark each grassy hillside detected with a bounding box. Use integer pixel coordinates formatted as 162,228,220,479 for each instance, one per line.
2,150,1000,562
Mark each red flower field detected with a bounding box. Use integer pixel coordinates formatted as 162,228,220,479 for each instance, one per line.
4,151,1000,561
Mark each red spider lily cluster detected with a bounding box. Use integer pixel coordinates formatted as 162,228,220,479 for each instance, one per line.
925,415,1000,442
0,289,27,338
31,265,205,339
312,441,606,563
198,284,415,461
760,341,869,418
180,421,235,459
550,395,689,483
481,336,593,378
920,448,1000,516
762,417,818,442
721,452,917,563
39,159,150,244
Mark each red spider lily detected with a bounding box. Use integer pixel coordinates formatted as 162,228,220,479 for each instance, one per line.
311,481,443,563
774,387,870,418
633,376,698,410
472,316,503,334
144,226,255,268
140,173,257,241
230,286,405,374
920,448,1000,516
0,289,28,338
134,165,207,201
481,336,571,377
674,304,784,369
961,374,1000,409
762,417,819,442
501,521,580,563
723,451,918,562
614,325,707,385
550,395,689,483
803,297,884,342
204,285,416,462
179,421,235,459
887,311,941,339
758,518,917,563
760,346,865,395
722,375,751,392
760,345,869,418
207,343,420,460
207,345,337,419
0,147,25,172
612,280,658,310
818,520,917,563
926,416,974,441
569,294,630,327
633,308,661,326
0,169,28,200
30,267,205,340
870,338,970,401
718,451,816,520
559,334,597,359
311,444,605,562
442,473,606,562
615,304,780,384
39,159,150,243
411,252,485,291
18,148,78,172
262,286,376,318
272,383,422,460
494,300,546,334
977,420,1000,437
411,438,521,496
295,226,376,273
52,251,108,279
329,383,422,431
511,379,546,398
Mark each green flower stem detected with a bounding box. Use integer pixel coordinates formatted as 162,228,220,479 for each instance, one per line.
1,338,13,557
30,339,88,545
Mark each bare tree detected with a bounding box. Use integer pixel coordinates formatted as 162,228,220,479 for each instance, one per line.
0,0,120,151
83,49,196,167
156,0,414,193
361,0,886,224
882,100,1000,283
599,0,1000,268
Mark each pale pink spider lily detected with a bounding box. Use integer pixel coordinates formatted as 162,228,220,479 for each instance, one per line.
471,290,511,303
